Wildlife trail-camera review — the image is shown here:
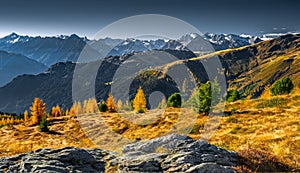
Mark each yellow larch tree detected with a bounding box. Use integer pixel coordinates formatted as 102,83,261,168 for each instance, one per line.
65,109,69,116
51,105,61,117
9,117,14,125
117,99,123,110
75,101,83,115
89,98,98,113
30,97,46,125
68,101,83,116
133,86,147,112
83,98,98,114
0,118,5,125
261,85,271,99
106,93,117,112
24,110,29,121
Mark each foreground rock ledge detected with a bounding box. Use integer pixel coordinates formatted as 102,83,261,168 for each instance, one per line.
0,134,237,173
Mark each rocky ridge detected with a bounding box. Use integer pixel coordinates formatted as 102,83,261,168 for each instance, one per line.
0,134,237,173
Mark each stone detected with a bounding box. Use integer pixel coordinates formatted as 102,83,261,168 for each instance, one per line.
0,134,238,173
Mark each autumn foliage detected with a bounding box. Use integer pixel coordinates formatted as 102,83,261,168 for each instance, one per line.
30,98,46,125
24,110,29,121
51,105,61,117
133,86,147,113
83,98,98,114
68,101,83,116
106,93,117,112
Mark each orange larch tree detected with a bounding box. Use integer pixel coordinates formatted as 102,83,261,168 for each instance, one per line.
106,93,117,112
30,97,46,125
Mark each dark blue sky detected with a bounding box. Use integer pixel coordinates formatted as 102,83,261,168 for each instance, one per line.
0,0,299,38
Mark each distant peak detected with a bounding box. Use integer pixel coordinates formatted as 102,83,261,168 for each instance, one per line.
69,34,80,39
8,32,19,38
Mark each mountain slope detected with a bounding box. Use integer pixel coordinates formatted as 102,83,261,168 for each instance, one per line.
191,34,300,97
0,50,47,87
0,50,195,113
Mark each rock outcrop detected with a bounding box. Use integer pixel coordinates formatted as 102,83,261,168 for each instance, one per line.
0,134,237,173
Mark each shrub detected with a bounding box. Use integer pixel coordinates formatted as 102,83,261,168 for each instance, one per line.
39,117,49,132
270,77,294,96
237,149,291,172
227,89,241,102
136,108,145,113
99,102,108,112
167,93,182,108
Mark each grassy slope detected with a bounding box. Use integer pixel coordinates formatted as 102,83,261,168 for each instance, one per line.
0,94,299,171
188,34,300,98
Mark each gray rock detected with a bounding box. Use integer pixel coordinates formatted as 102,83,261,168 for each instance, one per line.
0,134,238,173
122,134,194,154
0,147,113,173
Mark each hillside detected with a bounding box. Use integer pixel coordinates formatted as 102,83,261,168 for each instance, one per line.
0,50,196,113
163,34,300,98
0,94,298,172
0,50,47,87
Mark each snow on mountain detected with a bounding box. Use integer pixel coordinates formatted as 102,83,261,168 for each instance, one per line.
202,33,262,50
0,31,293,67
260,32,300,40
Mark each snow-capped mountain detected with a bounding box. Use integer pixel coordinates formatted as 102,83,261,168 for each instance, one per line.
260,32,300,40
0,32,289,68
202,33,262,50
0,33,102,66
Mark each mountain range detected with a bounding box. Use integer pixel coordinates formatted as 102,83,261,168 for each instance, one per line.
0,33,299,113
0,32,265,66
0,32,266,87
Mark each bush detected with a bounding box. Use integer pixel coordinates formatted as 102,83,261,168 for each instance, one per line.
227,89,241,102
270,77,294,96
39,117,49,132
136,107,145,113
167,93,182,108
99,103,108,112
237,149,291,172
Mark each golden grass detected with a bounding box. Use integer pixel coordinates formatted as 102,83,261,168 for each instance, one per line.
0,96,299,170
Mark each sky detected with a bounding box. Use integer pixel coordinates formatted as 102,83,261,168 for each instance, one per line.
0,0,299,38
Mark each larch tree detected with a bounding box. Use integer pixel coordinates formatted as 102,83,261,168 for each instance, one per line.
30,97,46,125
51,105,61,117
65,109,69,116
133,86,147,113
24,110,29,121
9,117,14,125
106,93,117,112
1,118,5,125
117,99,123,110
